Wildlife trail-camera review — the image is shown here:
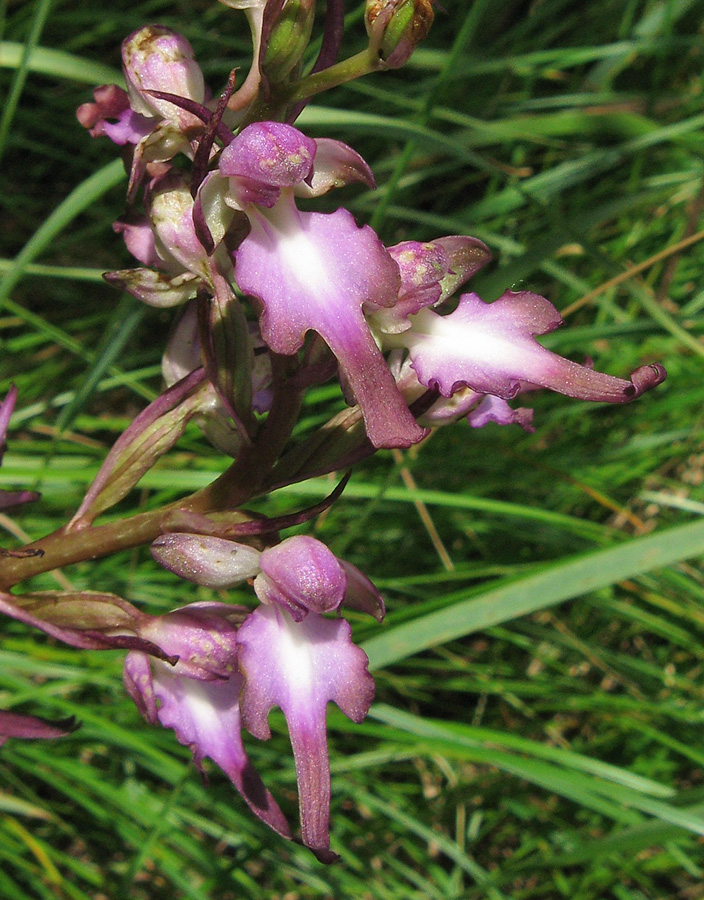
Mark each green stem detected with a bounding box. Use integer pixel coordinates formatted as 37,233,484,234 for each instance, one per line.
241,50,379,125
285,49,379,105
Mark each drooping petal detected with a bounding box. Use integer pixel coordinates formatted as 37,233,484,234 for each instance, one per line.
294,138,376,198
234,201,425,448
466,394,535,432
254,535,346,620
237,605,374,859
403,291,666,403
113,217,162,268
0,711,77,747
339,560,386,621
124,652,291,839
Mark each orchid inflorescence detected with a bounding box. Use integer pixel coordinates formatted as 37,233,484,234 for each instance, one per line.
0,0,666,862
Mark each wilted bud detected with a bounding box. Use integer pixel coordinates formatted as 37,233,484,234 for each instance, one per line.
261,0,316,85
365,0,434,69
122,25,205,126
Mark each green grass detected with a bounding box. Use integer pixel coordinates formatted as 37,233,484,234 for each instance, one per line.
3,0,704,897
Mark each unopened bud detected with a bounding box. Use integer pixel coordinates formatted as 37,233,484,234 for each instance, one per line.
366,0,434,69
261,0,316,85
151,533,262,588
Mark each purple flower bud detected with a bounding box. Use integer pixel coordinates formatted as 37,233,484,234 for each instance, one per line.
254,535,347,620
136,602,246,680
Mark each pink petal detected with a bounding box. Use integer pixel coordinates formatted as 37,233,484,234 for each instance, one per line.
294,138,376,198
234,203,425,448
405,291,666,403
237,605,374,857
0,385,18,447
113,217,162,268
339,560,385,621
467,394,535,432
125,652,291,839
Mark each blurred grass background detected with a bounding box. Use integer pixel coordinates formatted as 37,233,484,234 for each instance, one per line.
3,0,704,897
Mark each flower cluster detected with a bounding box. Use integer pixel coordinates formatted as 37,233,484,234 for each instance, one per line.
0,0,666,864
81,25,664,454
0,535,380,861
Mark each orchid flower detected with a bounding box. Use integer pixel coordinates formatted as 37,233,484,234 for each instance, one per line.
377,290,666,412
217,120,428,449
77,26,210,196
123,601,293,841
356,237,665,424
145,534,381,859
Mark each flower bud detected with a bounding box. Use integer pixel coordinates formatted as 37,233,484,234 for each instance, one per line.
136,602,245,680
151,533,262,588
122,26,205,126
365,0,434,69
261,0,316,85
